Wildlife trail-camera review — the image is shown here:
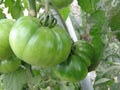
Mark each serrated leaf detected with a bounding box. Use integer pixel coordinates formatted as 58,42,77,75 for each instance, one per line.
90,24,102,35
90,25,104,63
102,66,120,78
59,7,70,20
94,78,114,90
109,13,120,30
102,0,120,30
3,67,27,90
94,84,109,90
77,0,100,13
88,10,106,25
10,0,23,19
0,9,5,19
88,10,107,70
110,82,120,90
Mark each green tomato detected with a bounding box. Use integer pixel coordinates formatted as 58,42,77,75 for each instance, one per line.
0,56,21,73
51,0,73,9
9,16,72,67
72,40,95,67
0,19,15,60
54,55,88,82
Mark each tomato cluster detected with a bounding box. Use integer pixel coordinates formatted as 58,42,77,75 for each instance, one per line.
0,16,96,82
0,1,98,82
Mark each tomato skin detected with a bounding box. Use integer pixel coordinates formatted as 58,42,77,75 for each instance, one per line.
9,16,72,67
51,0,73,9
0,56,21,73
54,55,88,82
72,40,95,67
0,19,15,60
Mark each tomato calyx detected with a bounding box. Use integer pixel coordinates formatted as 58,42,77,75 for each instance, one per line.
39,13,57,28
38,0,57,28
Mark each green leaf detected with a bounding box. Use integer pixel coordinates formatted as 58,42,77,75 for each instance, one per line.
94,78,114,90
10,0,23,19
88,10,106,25
117,74,120,81
60,82,78,90
95,78,113,85
0,9,5,19
0,0,3,4
88,10,107,71
22,0,29,9
5,0,23,19
111,82,120,90
59,7,70,20
3,67,27,90
109,13,120,30
90,25,104,63
90,24,102,35
77,0,100,13
102,66,120,78
102,0,120,30
4,0,14,12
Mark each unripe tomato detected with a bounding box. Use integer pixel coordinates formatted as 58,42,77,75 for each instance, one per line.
0,19,14,60
72,40,95,67
51,0,73,9
9,16,72,67
0,55,21,73
54,55,88,82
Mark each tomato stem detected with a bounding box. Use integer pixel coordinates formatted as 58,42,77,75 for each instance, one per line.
44,0,50,14
51,5,74,43
28,0,37,17
50,2,69,32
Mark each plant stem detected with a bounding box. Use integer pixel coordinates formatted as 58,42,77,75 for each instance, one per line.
25,64,34,90
28,0,36,17
50,3,69,33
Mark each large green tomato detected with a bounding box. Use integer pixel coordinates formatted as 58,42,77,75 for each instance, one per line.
0,19,14,60
9,16,72,67
0,55,21,73
54,55,88,82
72,40,95,67
51,0,73,9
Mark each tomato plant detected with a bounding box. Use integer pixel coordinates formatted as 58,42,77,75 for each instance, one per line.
0,19,14,60
0,0,119,90
9,16,72,67
0,55,21,73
